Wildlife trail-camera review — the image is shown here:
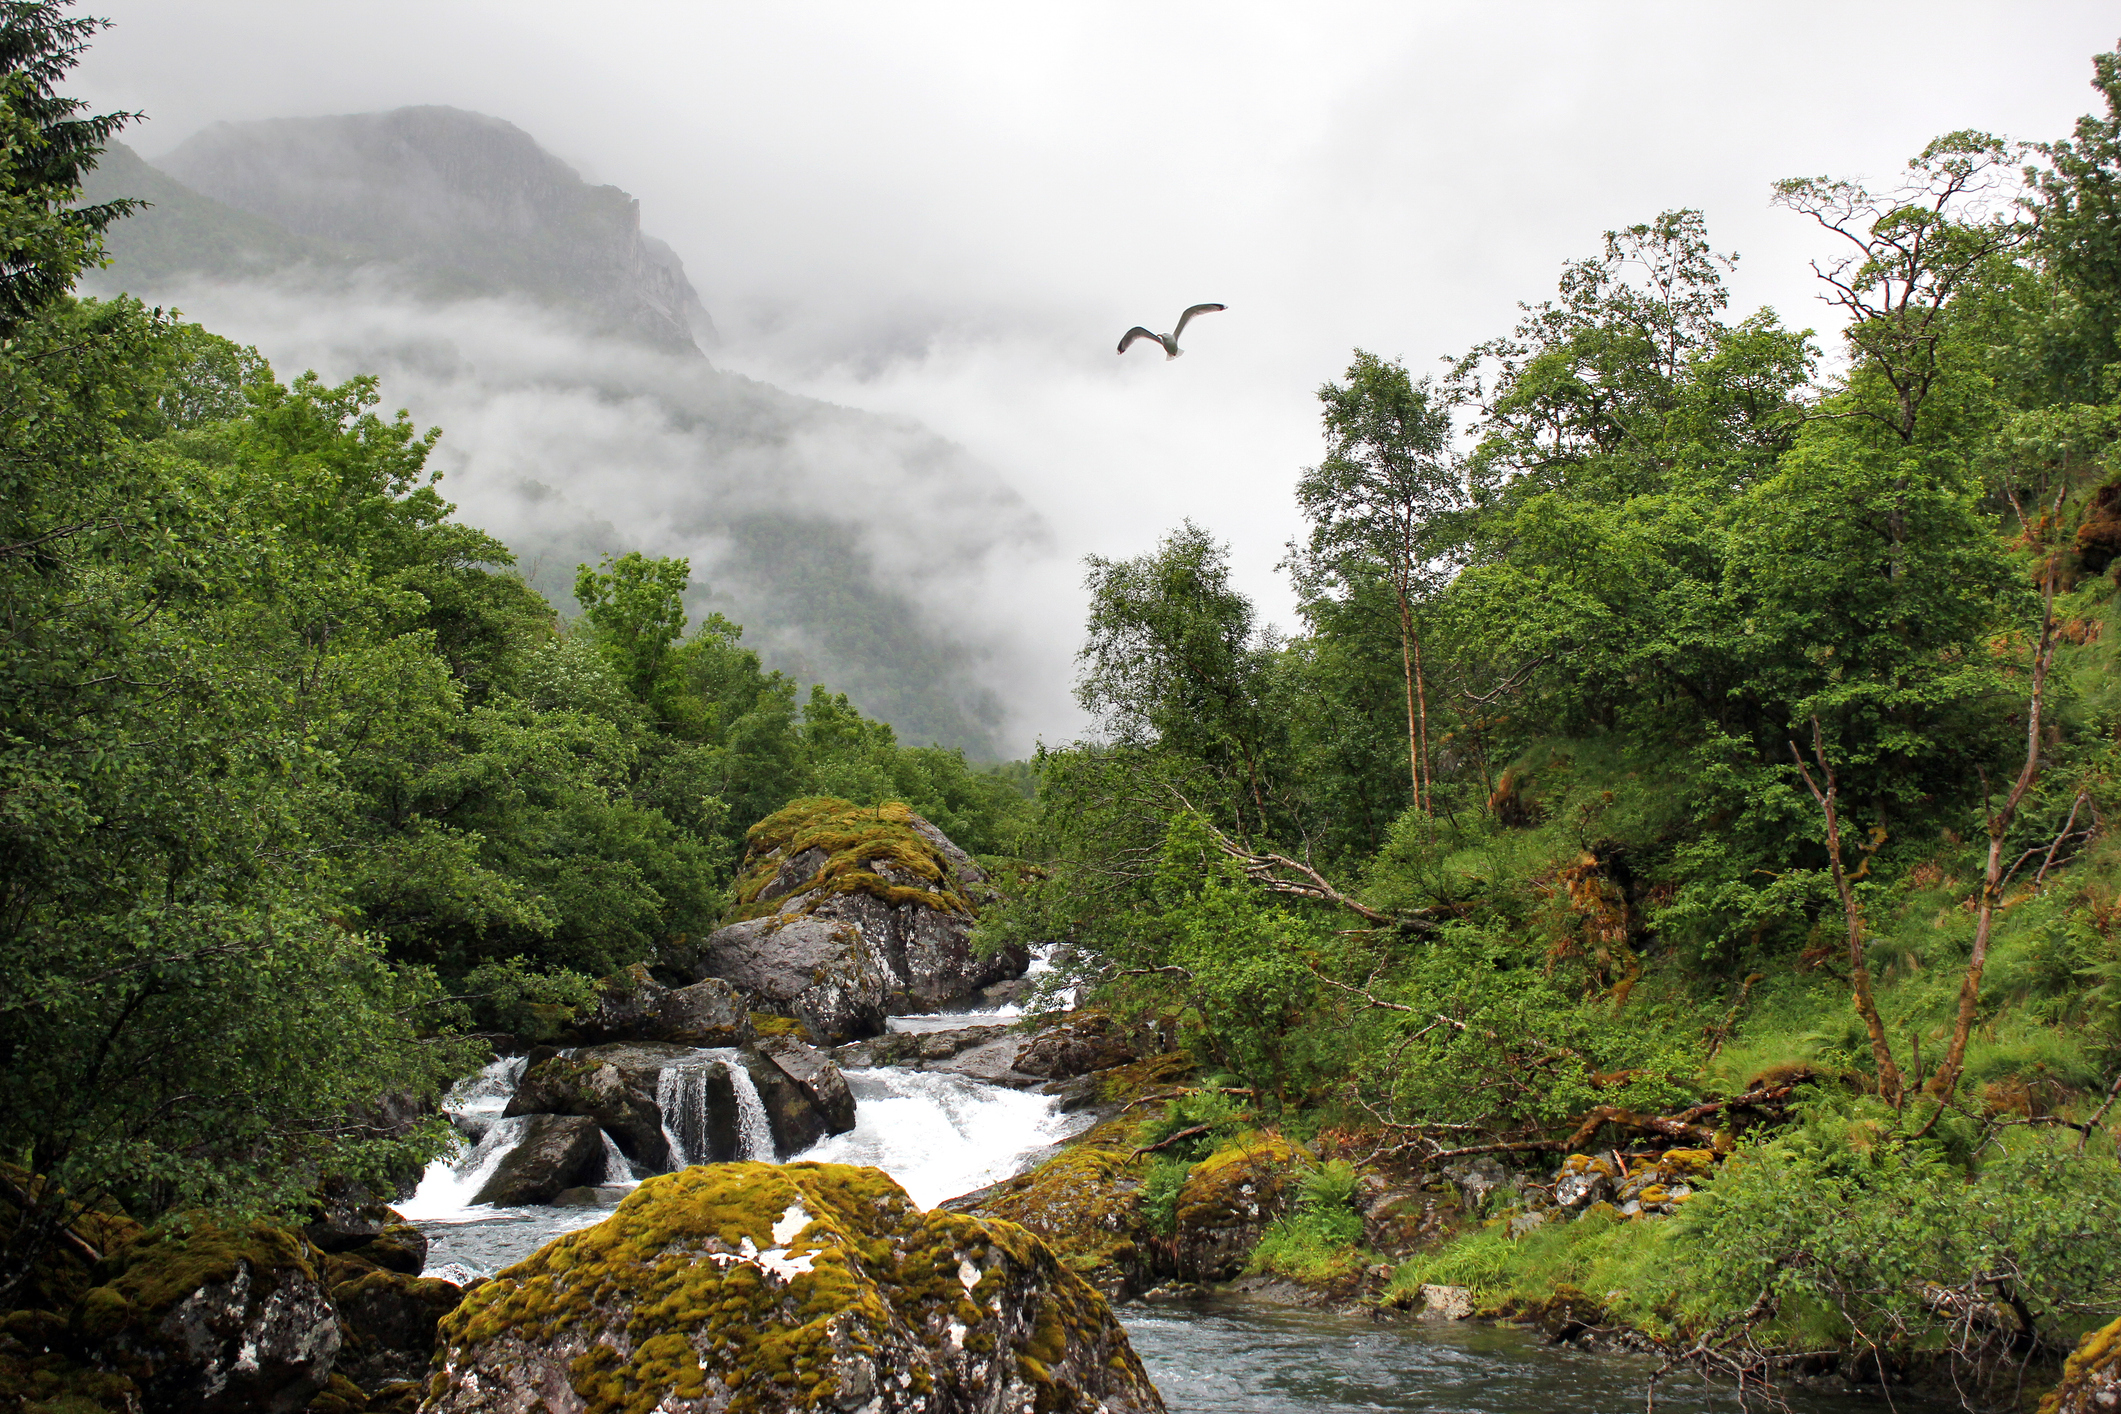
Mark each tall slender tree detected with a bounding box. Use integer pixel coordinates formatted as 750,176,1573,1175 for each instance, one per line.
1294,352,1462,814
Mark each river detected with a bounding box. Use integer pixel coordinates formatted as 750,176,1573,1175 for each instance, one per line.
404,1008,1918,1414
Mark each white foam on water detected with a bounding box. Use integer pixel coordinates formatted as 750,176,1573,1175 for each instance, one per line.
796,1067,1090,1209
722,1056,775,1160
398,1112,532,1221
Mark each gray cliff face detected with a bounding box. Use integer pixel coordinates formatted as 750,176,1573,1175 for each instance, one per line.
153,106,712,353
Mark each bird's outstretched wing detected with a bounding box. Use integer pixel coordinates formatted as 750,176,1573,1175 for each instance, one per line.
1117,326,1160,355
1172,303,1226,341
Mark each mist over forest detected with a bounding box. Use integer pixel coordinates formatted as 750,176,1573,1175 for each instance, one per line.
80,108,1051,757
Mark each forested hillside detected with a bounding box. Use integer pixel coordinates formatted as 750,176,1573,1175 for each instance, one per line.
76,107,1041,759
978,55,2121,1388
0,6,1034,1300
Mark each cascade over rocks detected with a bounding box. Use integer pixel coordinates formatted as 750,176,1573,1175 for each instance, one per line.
672,800,1028,1044
427,1161,1165,1414
757,1036,858,1134
504,1053,671,1172
470,1115,610,1207
736,1047,855,1157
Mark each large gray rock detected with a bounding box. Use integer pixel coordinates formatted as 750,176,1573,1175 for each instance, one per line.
76,1222,342,1414
834,1026,1042,1088
756,1036,858,1132
504,1053,670,1171
329,1268,464,1388
471,1114,609,1206
574,964,752,1048
676,804,1029,1044
736,1047,855,1158
690,911,892,1046
1013,1012,1148,1079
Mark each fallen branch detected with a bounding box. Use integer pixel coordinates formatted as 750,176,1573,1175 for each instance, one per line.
1125,1116,1255,1162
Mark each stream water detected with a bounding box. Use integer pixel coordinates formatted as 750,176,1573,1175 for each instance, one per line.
1125,1300,1917,1414
401,991,1912,1413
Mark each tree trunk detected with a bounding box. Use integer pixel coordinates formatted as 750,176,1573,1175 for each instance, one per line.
1929,559,2060,1099
1792,723,1905,1106
1395,587,1423,814
1412,627,1433,818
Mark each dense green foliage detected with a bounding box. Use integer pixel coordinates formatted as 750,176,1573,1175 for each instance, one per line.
0,3,1035,1300
982,44,2121,1373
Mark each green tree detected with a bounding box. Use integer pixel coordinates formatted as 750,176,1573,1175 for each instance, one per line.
1293,351,1462,815
0,1,135,333
1077,522,1283,836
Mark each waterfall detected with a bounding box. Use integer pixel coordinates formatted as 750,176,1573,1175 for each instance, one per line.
723,1057,775,1161
656,1051,775,1166
444,1053,528,1143
599,1130,635,1184
657,1063,712,1167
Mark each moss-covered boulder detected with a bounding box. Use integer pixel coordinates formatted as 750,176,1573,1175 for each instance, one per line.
72,1218,342,1413
941,1114,1158,1301
330,1267,463,1390
2042,1316,2121,1414
426,1161,1165,1413
1172,1136,1298,1282
506,1052,672,1172
680,800,1027,1044
471,1114,611,1207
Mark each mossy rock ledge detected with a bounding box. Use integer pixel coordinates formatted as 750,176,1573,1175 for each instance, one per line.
426,1161,1166,1414
2041,1315,2121,1414
667,800,1029,1044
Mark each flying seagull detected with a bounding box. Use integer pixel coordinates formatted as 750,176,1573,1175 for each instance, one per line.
1117,303,1226,359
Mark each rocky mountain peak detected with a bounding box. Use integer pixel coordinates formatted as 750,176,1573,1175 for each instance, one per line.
152,105,712,353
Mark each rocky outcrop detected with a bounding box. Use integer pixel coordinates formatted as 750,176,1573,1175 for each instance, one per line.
1173,1137,1298,1282
329,1268,463,1390
2043,1316,2121,1414
1013,1012,1154,1080
470,1114,610,1207
504,1052,670,1171
757,1036,858,1133
71,1220,342,1413
835,1025,1044,1088
153,106,715,353
676,800,1028,1044
737,1047,855,1158
573,965,751,1048
427,1161,1165,1413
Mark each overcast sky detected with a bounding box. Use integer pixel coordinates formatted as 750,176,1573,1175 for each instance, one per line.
72,2,2121,747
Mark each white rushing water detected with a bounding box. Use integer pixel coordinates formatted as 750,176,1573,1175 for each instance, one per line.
800,1068,1093,1209
404,949,1084,1273
884,944,1075,1033
656,1050,775,1165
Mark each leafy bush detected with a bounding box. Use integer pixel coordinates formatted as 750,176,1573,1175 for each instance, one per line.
1249,1157,1366,1283
1137,1090,1248,1164
1140,1156,1190,1236
452,957,599,1039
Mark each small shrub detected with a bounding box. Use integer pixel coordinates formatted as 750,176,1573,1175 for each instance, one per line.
1141,1156,1190,1235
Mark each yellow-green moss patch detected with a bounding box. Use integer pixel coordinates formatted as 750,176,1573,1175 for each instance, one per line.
725,799,971,926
